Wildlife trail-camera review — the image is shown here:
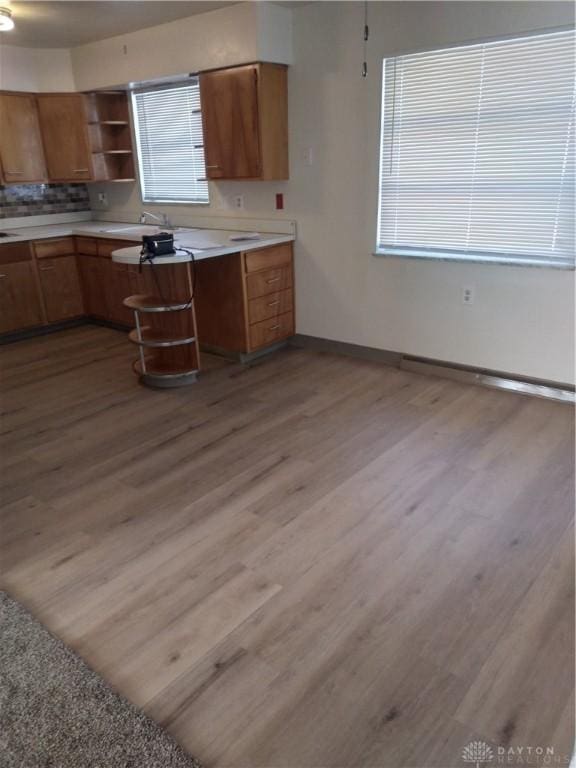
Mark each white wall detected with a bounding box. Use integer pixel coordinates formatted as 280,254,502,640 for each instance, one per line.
71,2,292,91
287,0,575,385
0,45,75,91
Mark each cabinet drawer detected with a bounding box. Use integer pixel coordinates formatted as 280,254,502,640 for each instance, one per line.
75,236,98,255
34,238,75,259
97,239,139,258
248,288,293,325
245,266,292,300
0,242,32,265
244,243,292,273
249,311,294,350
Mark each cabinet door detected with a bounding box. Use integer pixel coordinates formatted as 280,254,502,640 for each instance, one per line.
108,261,135,326
78,255,108,318
37,255,84,322
37,94,93,182
0,93,47,183
200,66,261,179
0,261,44,333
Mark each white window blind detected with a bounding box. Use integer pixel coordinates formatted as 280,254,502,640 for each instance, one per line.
132,81,209,204
377,30,575,267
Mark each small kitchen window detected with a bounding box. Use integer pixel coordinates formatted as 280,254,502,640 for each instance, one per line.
131,80,209,204
376,29,575,268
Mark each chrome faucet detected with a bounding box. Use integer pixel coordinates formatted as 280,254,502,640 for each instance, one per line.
139,210,173,230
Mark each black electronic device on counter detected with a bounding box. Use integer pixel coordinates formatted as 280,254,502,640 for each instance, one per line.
141,232,175,258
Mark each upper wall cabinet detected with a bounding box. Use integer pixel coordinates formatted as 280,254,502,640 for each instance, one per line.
37,94,94,182
33,91,135,184
200,63,288,181
0,92,47,184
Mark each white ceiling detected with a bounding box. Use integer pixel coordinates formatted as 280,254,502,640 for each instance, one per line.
0,1,242,48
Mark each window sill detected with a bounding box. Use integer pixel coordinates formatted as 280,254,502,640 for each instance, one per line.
373,249,575,271
142,200,210,206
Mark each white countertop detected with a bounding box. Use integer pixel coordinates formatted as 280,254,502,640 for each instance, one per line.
0,220,145,243
0,220,294,261
111,229,293,264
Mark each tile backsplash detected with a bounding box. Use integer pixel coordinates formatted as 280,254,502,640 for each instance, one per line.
0,184,90,219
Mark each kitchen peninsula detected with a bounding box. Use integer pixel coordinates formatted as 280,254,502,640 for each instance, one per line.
112,229,295,387
0,220,295,387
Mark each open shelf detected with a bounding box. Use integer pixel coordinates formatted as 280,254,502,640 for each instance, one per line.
84,91,134,180
129,327,196,348
124,294,192,313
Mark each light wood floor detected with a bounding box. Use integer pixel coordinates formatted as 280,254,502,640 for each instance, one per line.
1,326,574,768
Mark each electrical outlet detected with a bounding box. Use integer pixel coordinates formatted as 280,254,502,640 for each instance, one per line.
462,286,475,305
97,192,108,207
233,195,244,210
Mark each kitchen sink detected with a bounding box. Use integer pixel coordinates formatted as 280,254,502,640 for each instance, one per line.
100,225,162,235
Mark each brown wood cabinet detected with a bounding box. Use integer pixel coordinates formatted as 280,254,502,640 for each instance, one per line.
195,242,294,355
78,255,108,318
77,238,141,324
0,244,44,333
37,94,93,182
0,236,295,364
36,253,84,322
200,63,288,181
0,92,47,183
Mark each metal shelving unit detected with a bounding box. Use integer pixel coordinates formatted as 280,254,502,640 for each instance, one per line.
124,293,199,387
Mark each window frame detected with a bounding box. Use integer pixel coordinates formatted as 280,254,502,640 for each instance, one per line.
374,28,576,270
131,79,210,206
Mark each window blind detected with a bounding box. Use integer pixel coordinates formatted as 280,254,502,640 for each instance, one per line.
377,30,575,267
132,81,209,204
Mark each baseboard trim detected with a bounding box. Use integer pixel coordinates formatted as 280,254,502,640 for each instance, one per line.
0,317,132,346
290,334,402,367
290,334,574,403
0,318,88,345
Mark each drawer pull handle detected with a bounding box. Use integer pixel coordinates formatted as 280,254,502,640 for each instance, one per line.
206,165,221,169
73,169,89,173
5,170,24,175
269,324,280,331
267,300,280,306
266,277,280,284
39,265,55,271
0,274,7,279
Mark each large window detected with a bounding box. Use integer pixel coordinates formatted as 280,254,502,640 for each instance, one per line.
377,30,575,268
132,80,209,204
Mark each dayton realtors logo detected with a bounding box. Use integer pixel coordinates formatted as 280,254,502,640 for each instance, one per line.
461,741,569,766
462,741,494,768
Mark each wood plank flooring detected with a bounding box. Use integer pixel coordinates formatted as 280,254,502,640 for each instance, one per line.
1,326,574,768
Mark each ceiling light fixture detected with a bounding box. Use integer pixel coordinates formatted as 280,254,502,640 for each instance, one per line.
0,7,14,31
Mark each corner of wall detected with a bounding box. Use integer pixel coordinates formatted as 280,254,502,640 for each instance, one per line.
257,1,293,65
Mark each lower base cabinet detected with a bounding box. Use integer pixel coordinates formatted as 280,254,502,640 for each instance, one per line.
0,257,44,333
37,254,84,322
194,242,295,355
78,254,108,318
0,237,295,361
